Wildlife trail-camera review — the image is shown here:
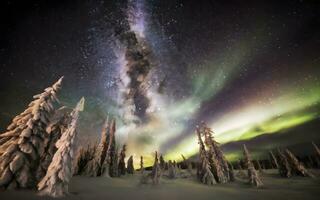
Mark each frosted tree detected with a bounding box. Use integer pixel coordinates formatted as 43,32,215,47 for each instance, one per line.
228,162,235,181
181,154,193,176
74,143,96,176
118,144,127,175
159,154,166,171
140,156,144,174
73,147,85,175
202,157,216,185
94,119,109,176
37,97,85,197
243,144,263,187
110,146,119,177
312,142,320,157
284,149,313,177
0,77,63,189
168,160,177,179
83,119,109,177
38,107,71,180
312,142,320,167
201,123,230,183
196,127,216,185
269,150,279,169
277,149,291,177
150,151,161,184
255,160,263,173
236,159,247,178
127,155,134,174
173,160,177,168
103,119,117,177
82,142,98,176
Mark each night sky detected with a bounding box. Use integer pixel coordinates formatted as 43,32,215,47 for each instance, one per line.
1,0,320,165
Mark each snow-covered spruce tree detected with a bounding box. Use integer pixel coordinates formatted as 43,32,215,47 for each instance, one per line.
168,160,177,179
196,127,216,185
150,151,161,184
202,157,216,185
0,77,63,189
236,159,247,178
103,119,118,177
173,160,177,168
201,123,229,183
181,154,193,176
73,147,85,175
269,150,279,169
312,142,320,168
228,162,235,181
312,142,320,157
140,156,144,174
73,143,96,176
159,154,166,171
38,107,72,181
94,119,109,176
37,97,85,197
284,149,313,177
243,144,263,187
127,155,134,174
82,142,99,176
255,160,263,173
110,146,119,177
277,149,291,177
118,144,127,176
83,119,109,177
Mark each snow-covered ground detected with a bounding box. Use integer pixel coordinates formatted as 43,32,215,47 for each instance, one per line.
1,169,319,200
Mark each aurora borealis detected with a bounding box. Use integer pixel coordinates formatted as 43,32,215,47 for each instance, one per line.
0,0,320,167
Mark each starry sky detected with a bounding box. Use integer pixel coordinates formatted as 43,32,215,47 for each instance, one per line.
0,0,320,166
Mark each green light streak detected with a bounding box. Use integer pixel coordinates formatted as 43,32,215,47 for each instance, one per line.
239,112,317,141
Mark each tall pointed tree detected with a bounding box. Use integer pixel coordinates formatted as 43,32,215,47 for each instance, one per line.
104,119,117,177
159,154,166,171
37,97,85,197
277,149,291,177
118,144,127,176
196,127,216,185
140,156,144,174
255,160,263,173
228,162,235,181
38,107,71,181
74,143,97,176
243,144,263,187
236,159,247,178
110,146,119,177
127,155,134,174
84,119,109,177
168,160,177,179
201,123,230,183
269,150,279,169
0,77,63,189
284,149,313,177
73,147,86,175
312,142,320,168
94,118,109,176
150,151,161,184
181,154,193,176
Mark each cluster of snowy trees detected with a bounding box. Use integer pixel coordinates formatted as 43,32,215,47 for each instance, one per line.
195,122,318,188
196,122,235,185
72,117,138,179
0,77,85,197
276,148,314,178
